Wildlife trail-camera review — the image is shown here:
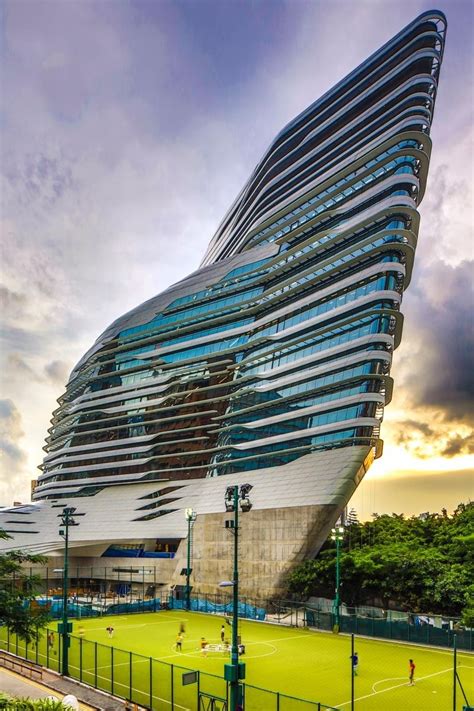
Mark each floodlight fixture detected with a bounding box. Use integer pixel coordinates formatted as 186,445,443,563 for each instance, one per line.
185,507,196,522
239,483,253,499
240,497,252,513
225,486,236,512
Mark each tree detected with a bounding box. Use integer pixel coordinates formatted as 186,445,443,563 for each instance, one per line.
287,502,474,619
0,531,50,642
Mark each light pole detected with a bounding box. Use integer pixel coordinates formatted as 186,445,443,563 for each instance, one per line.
58,507,79,676
184,508,196,611
331,525,344,630
223,483,252,711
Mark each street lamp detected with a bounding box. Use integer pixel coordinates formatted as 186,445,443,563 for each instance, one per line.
331,525,344,630
223,484,253,711
58,507,79,676
184,508,196,611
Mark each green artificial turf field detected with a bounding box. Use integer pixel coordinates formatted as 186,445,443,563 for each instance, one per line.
1,611,472,710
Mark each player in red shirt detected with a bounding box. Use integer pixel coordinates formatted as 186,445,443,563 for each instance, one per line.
408,659,415,685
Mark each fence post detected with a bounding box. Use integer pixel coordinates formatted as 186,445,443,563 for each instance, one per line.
94,641,98,688
351,633,355,711
276,691,280,711
149,657,153,709
453,634,457,711
35,629,39,664
130,652,133,700
46,630,49,668
171,663,174,710
111,646,114,694
79,638,83,683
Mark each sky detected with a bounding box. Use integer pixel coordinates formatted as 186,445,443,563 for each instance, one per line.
0,0,473,518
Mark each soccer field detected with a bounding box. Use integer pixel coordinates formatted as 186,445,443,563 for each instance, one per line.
1,611,472,710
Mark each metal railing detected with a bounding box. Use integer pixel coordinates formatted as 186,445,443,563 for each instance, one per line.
0,627,339,711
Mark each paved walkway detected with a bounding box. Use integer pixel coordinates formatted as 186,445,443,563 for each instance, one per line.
0,666,125,710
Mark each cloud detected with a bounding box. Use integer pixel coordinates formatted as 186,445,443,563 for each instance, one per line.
0,0,472,507
6,353,42,382
0,285,28,320
392,258,474,423
44,360,70,385
0,399,29,505
442,433,474,458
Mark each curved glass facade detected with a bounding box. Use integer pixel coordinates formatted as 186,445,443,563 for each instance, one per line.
34,12,446,504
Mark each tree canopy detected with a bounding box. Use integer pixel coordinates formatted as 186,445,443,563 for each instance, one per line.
288,502,474,621
0,531,50,641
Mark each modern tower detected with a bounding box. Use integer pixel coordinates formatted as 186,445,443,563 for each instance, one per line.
0,11,446,599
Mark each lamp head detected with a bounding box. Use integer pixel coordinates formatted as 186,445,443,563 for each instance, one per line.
225,485,236,511
240,498,252,512
185,508,196,521
239,483,253,498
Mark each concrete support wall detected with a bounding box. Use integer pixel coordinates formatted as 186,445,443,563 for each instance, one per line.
170,503,339,600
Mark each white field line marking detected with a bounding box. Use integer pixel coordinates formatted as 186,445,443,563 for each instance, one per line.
167,641,279,662
336,666,473,707
68,664,190,711
80,657,149,673
80,616,187,632
331,632,474,659
371,677,408,692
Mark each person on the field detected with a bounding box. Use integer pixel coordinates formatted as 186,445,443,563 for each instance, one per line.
176,633,183,651
106,625,114,638
220,625,226,642
350,652,359,676
408,659,415,685
200,637,208,656
179,621,186,636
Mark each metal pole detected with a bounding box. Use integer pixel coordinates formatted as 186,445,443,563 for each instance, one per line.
335,537,341,628
230,485,239,711
61,516,69,676
351,633,355,711
453,634,457,711
186,515,191,611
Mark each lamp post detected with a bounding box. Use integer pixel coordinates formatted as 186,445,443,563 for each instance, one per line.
184,508,196,611
58,507,79,676
223,483,252,711
331,525,344,629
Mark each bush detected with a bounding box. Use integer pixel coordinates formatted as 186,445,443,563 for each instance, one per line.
0,695,70,710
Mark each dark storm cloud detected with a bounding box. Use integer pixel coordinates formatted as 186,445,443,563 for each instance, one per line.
401,259,474,425
394,420,435,442
442,433,474,458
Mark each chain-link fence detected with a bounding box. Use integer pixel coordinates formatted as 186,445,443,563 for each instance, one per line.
1,622,472,710
13,566,472,653
0,627,339,711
